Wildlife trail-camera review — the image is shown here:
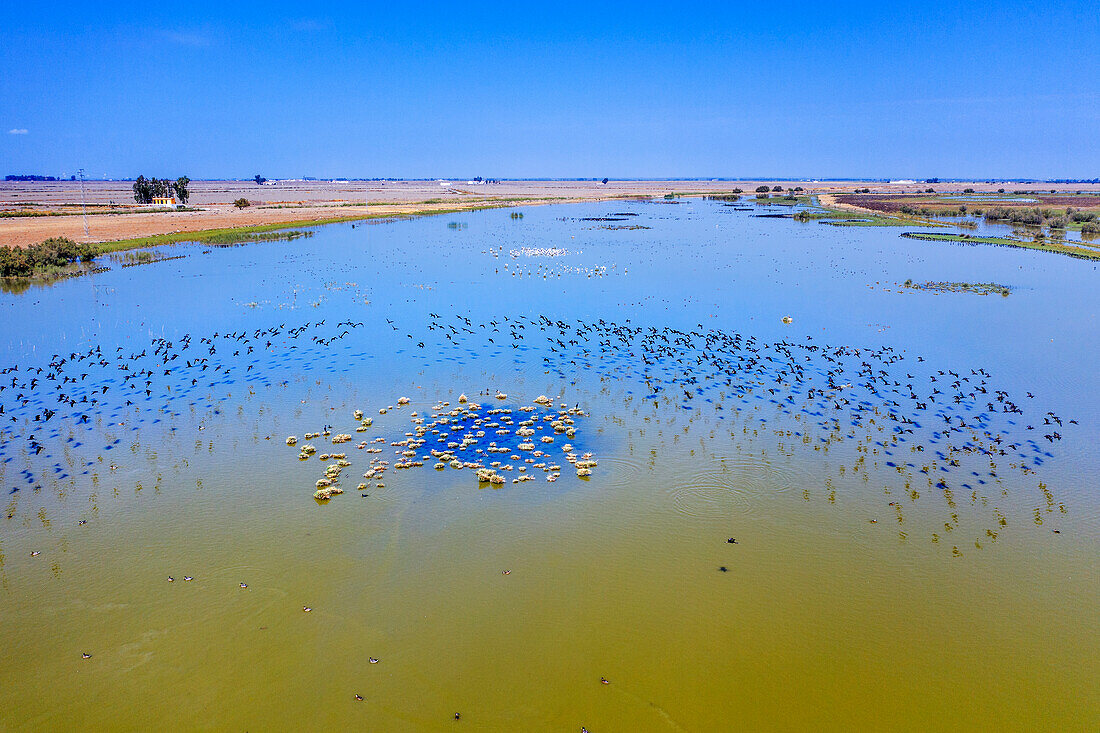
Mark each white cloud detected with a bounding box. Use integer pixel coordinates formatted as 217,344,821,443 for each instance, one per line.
8,128,28,135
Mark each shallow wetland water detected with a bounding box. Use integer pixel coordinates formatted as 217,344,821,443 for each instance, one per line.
0,199,1097,730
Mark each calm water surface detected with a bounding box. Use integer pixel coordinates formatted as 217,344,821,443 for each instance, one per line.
1,199,1097,730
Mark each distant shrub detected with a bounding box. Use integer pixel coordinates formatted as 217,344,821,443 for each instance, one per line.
963,188,975,193
985,206,1045,225
772,185,783,192
925,188,935,193
233,198,250,209
1082,221,1100,234
755,185,770,193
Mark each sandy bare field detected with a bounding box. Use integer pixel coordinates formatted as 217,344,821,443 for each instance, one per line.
3,179,1098,248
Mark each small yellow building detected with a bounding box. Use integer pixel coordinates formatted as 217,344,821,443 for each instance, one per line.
152,196,180,208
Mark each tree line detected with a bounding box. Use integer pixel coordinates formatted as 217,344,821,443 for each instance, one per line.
133,175,190,205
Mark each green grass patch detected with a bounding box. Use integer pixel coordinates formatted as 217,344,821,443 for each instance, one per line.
754,195,812,207
901,232,1019,245
900,231,1100,261
198,230,314,246
793,208,926,227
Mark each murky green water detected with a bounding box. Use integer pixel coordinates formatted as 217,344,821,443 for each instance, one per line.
1,200,1097,730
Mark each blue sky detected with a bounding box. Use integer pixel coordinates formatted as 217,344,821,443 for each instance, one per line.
2,1,1097,179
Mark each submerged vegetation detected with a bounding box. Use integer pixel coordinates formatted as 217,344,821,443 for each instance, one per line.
115,250,188,268
900,232,1019,246
197,229,313,246
902,279,1012,297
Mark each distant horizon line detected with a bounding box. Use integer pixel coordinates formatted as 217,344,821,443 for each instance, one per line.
5,175,1099,184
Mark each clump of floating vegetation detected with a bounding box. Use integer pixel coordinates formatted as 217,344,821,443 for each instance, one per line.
197,229,313,247
447,221,468,230
114,250,189,268
901,232,1018,245
595,224,651,230
510,211,524,219
902,279,1012,297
